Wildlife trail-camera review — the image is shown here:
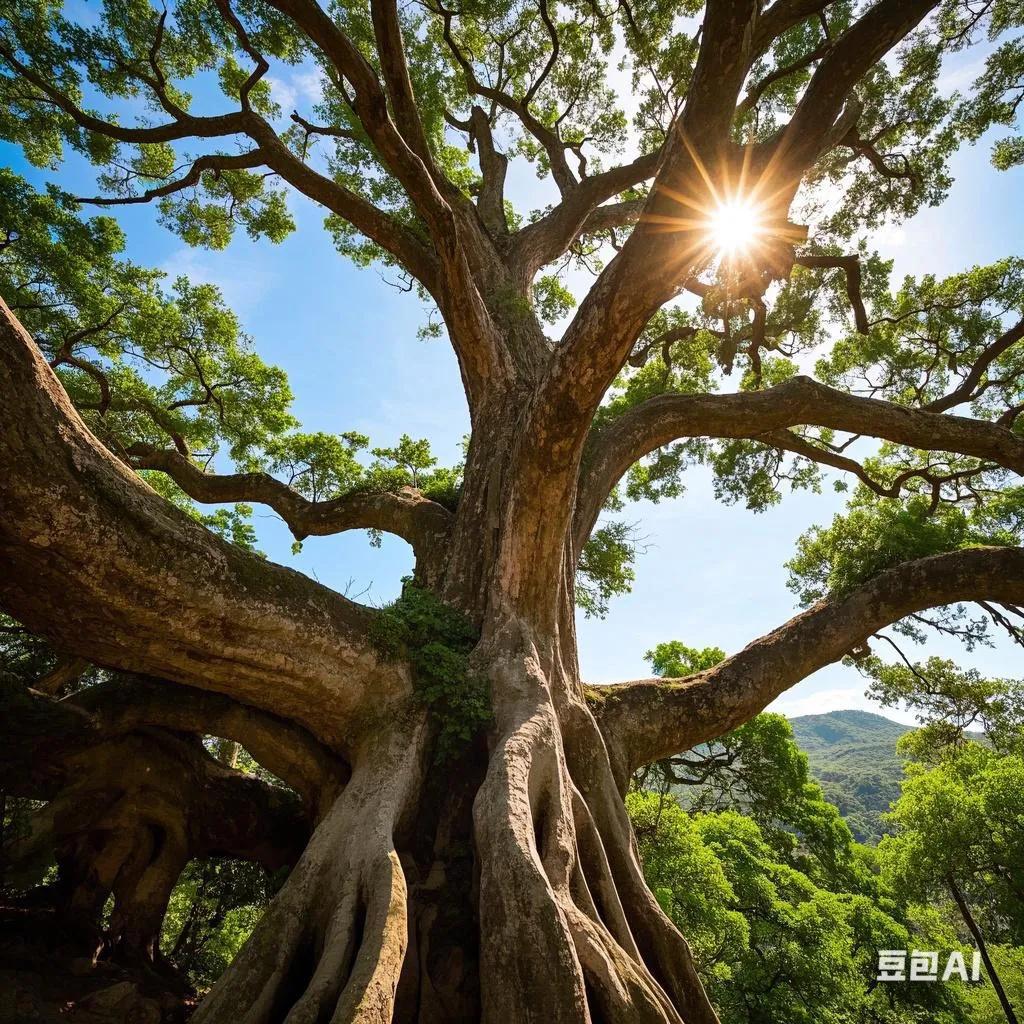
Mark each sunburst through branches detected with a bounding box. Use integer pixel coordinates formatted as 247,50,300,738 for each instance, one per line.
707,198,766,256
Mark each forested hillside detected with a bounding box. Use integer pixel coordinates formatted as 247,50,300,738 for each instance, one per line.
790,710,909,842
633,645,1024,1024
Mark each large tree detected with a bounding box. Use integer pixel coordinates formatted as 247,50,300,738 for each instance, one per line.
2,0,1024,1020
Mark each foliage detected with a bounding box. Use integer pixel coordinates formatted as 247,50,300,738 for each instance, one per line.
628,792,969,1024
954,9,1024,170
371,579,490,760
970,946,1024,1024
862,649,1024,1018
881,743,1024,948
858,655,1024,758
637,642,857,878
817,259,1024,415
161,857,277,991
786,488,1018,607
643,641,725,676
0,169,294,464
631,637,1024,1020
576,521,639,618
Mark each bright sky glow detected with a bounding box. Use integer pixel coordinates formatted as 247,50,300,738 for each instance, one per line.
707,199,764,255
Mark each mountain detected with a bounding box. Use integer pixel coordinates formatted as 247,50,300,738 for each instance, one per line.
788,710,911,843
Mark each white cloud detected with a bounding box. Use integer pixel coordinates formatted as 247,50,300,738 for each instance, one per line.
769,684,917,724
161,247,276,318
937,54,988,95
267,67,325,114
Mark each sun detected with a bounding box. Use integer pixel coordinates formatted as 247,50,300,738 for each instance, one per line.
707,198,764,256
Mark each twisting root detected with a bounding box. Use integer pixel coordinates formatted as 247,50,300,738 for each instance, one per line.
473,635,588,1022
192,708,427,1024
187,625,719,1024
560,701,720,1024
473,621,710,1024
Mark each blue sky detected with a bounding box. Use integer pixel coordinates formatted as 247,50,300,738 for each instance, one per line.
5,36,1022,727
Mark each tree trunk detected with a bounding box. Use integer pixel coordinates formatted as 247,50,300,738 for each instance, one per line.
0,295,723,1023
948,875,1020,1024
188,600,719,1023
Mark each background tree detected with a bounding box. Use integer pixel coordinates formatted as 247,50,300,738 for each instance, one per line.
628,762,971,1023
867,656,1024,1024
2,0,1024,1021
629,642,1024,1023
633,642,855,881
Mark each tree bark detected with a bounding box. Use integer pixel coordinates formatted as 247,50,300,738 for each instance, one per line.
948,875,1021,1024
0,298,409,755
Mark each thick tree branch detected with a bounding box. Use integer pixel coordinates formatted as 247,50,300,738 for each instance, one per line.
262,0,462,231
468,105,510,235
0,40,440,292
752,0,835,55
0,299,410,753
591,545,1024,785
78,675,348,813
495,0,942,616
1,703,310,933
523,0,762,441
509,150,661,283
792,252,869,333
574,375,1024,548
494,2,761,609
531,0,936,459
369,0,440,173
240,112,444,293
577,199,647,237
128,445,452,570
2,673,346,816
261,0,514,402
771,0,939,179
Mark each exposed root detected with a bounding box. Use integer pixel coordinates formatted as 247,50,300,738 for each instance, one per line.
192,709,427,1024
560,701,720,1024
472,625,709,1024
473,642,588,1022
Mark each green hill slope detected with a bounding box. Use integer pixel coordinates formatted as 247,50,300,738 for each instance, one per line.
788,709,911,843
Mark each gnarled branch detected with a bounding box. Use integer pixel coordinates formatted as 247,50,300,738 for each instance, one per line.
591,545,1024,787
0,298,409,754
772,0,938,179
509,151,661,283
574,374,1024,549
792,252,869,333
128,445,453,576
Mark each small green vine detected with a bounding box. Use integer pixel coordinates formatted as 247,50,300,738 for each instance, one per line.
371,578,491,761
